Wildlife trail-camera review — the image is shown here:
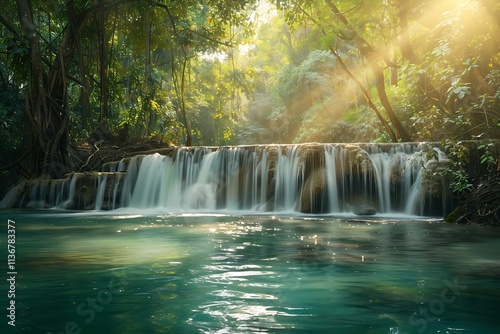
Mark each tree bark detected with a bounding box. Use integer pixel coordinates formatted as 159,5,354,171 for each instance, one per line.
12,0,135,177
18,0,67,177
369,61,411,142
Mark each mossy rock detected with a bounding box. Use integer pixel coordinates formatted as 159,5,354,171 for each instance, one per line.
444,206,466,223
421,160,451,197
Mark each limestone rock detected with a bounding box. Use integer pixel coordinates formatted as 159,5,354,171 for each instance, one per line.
352,198,377,216
352,203,377,215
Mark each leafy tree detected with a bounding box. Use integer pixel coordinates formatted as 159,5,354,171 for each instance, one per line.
190,53,255,145
236,10,293,143
0,0,256,179
240,1,398,143
402,0,500,141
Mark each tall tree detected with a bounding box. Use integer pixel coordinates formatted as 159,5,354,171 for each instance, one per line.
15,0,79,176
323,0,411,141
1,0,257,179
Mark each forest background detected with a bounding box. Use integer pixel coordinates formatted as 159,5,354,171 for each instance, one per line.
1,0,499,220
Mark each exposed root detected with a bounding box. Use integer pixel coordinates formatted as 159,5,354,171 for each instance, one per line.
461,171,500,225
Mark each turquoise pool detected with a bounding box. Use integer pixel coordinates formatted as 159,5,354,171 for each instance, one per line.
1,211,499,333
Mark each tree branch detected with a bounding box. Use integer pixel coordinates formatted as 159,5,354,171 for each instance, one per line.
329,46,397,142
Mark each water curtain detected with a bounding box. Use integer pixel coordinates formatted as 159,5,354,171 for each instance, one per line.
0,143,453,216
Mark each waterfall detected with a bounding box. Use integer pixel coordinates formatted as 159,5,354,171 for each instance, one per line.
324,145,339,212
94,174,108,210
0,143,455,216
58,174,78,209
273,145,302,212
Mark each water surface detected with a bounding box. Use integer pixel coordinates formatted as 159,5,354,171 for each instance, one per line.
1,211,499,333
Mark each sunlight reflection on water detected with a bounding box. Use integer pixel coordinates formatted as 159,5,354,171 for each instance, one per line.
2,211,500,333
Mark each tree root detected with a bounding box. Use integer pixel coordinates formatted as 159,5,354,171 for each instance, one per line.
461,171,500,225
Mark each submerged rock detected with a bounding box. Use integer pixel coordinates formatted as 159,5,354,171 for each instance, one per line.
352,204,377,215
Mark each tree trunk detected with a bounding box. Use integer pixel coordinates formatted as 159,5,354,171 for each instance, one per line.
395,0,445,110
14,0,134,177
17,0,73,177
180,56,192,146
369,61,412,142
98,6,109,122
163,3,192,146
144,7,155,135
68,0,91,132
329,47,397,142
395,0,420,64
390,27,398,86
325,0,412,142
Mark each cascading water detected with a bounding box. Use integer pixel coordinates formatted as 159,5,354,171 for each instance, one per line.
0,143,455,216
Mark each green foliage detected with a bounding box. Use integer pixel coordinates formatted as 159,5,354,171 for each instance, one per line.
0,90,24,152
402,0,500,142
0,28,25,154
442,138,498,196
477,141,496,165
273,50,338,142
0,0,499,150
1,0,258,148
442,140,473,194
1,38,29,82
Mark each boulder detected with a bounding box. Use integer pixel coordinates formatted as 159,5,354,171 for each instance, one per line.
352,204,377,215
